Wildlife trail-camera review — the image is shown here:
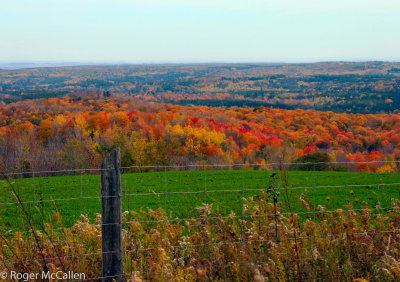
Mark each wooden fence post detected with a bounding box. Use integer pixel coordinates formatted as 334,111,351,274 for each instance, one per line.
101,148,123,281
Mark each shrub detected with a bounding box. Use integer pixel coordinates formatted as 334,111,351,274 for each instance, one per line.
290,152,334,171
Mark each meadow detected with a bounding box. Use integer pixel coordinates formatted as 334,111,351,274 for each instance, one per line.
1,169,400,231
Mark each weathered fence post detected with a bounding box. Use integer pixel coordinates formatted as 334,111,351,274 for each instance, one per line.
101,148,123,281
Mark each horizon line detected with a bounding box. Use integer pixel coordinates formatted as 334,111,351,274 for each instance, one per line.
1,59,400,70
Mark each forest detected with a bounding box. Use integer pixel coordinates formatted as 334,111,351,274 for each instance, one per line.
1,62,400,114
0,92,399,173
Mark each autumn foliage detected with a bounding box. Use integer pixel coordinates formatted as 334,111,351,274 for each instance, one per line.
0,95,399,172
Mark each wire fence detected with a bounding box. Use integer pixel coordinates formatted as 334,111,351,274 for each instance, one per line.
0,159,400,280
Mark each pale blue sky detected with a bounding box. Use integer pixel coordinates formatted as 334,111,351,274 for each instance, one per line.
1,0,399,63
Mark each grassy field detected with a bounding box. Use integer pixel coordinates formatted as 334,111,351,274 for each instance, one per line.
1,169,400,232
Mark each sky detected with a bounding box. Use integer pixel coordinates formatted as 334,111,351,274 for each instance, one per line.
0,0,399,63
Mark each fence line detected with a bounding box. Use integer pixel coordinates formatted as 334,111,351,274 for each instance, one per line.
121,160,400,169
1,181,399,207
0,159,399,177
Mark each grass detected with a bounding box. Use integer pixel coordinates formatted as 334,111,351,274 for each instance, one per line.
1,169,400,232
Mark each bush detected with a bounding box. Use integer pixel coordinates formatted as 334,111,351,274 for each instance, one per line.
290,152,333,171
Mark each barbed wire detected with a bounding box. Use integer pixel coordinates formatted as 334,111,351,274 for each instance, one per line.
0,160,399,177
121,160,400,170
1,181,399,207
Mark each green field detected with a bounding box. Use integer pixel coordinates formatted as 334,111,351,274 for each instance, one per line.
1,169,400,233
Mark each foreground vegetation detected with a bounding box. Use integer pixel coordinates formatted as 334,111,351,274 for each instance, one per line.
2,186,400,281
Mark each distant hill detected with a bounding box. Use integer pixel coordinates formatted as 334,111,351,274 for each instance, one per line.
1,61,400,114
